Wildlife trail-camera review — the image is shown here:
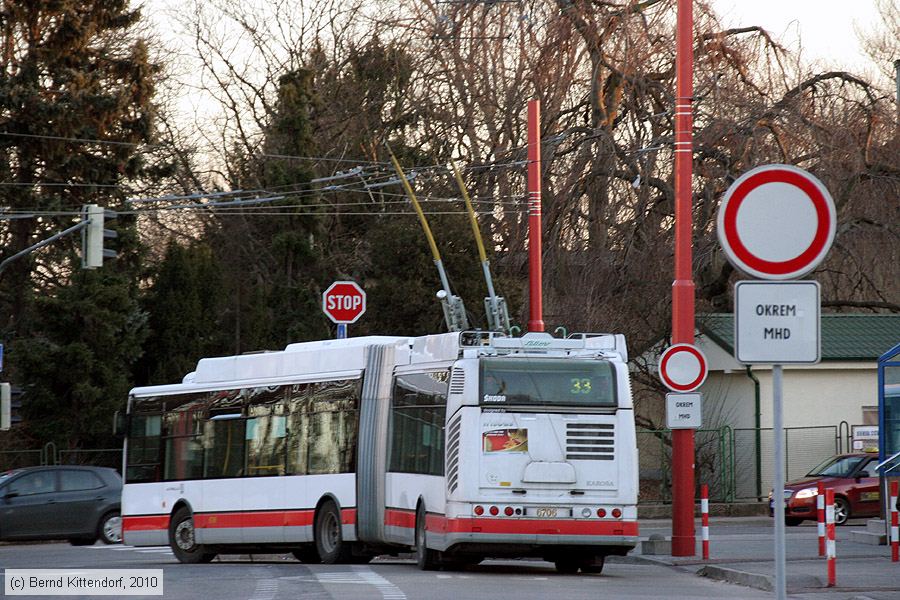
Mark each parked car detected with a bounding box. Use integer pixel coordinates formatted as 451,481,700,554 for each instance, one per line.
769,453,880,526
0,465,122,544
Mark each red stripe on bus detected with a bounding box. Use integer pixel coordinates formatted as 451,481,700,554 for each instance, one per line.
383,510,638,537
384,507,416,528
194,508,356,529
445,518,639,537
123,515,170,532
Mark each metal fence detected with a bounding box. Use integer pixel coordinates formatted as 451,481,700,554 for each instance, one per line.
0,443,121,472
638,423,852,503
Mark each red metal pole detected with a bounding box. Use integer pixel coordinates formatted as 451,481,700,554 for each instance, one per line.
826,488,836,587
527,99,544,333
891,481,898,563
701,484,709,560
671,0,696,557
817,481,825,557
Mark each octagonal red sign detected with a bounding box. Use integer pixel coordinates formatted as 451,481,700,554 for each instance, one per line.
322,281,366,324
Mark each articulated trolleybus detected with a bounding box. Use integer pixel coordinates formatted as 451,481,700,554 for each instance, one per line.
122,331,638,573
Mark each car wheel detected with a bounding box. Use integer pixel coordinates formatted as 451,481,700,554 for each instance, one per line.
833,497,850,525
168,507,216,564
415,504,440,571
98,511,122,544
315,500,352,564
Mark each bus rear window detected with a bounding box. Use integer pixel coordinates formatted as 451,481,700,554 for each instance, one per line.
480,358,616,407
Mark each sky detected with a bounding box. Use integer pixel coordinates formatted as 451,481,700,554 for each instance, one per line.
712,0,884,72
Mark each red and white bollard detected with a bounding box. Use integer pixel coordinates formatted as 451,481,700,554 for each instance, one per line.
891,480,899,563
825,488,836,587
817,481,825,557
701,483,709,560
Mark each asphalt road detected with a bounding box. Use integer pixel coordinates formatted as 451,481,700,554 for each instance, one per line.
0,541,773,600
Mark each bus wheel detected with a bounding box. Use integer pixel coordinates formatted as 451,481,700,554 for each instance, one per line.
315,500,352,563
415,505,440,571
169,507,216,564
580,556,605,574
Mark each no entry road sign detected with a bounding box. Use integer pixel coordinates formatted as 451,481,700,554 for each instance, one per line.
322,281,366,324
658,343,709,393
717,164,836,280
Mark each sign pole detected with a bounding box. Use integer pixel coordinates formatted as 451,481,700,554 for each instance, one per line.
773,364,786,600
671,0,696,557
337,323,347,340
526,99,544,333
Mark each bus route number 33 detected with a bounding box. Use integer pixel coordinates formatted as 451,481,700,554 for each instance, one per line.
570,378,592,394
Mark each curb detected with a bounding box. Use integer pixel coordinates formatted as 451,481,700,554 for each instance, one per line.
697,565,823,592
697,565,774,592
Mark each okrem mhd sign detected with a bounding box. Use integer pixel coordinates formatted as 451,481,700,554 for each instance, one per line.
735,280,821,364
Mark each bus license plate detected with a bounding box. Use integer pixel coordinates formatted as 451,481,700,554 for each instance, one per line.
527,507,571,518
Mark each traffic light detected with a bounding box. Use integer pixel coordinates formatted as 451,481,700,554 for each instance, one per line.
81,203,118,269
0,383,22,431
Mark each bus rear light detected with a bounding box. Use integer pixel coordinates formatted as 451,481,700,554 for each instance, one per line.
597,508,607,518
612,508,622,518
514,508,522,516
489,505,499,516
504,506,514,516
474,505,484,516
581,507,592,518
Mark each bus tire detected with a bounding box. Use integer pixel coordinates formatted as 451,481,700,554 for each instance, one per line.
580,556,605,574
169,507,216,564
415,505,440,571
315,500,352,564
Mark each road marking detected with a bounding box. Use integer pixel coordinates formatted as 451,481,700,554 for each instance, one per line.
354,566,407,600
312,568,407,600
247,578,279,600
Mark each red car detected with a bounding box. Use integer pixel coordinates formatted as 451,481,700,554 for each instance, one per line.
769,453,880,525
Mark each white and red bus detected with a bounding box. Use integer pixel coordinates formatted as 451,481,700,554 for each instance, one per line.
121,331,638,573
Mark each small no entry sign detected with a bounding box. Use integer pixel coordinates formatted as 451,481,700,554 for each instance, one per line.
658,343,708,393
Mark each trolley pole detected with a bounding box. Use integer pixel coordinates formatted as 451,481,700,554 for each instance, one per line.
671,0,697,557
526,99,544,333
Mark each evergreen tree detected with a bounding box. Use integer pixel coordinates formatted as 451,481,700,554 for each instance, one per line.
136,241,226,386
212,68,329,352
0,1,158,447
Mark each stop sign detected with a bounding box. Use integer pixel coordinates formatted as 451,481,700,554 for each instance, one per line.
322,281,366,324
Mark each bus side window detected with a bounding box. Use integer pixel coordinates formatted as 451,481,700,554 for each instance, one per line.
126,413,162,483
245,414,287,476
203,418,246,479
163,409,204,481
389,371,448,476
287,379,360,476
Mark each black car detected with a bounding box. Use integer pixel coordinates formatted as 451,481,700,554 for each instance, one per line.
0,465,122,545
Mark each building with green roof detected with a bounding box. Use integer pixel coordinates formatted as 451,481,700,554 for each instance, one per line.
646,313,899,501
